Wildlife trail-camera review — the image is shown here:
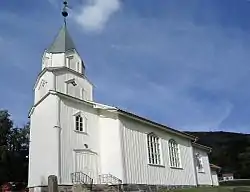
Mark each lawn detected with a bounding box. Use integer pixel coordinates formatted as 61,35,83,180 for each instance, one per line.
166,186,250,192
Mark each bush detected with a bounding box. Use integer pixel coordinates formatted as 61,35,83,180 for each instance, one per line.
233,187,250,192
220,179,250,186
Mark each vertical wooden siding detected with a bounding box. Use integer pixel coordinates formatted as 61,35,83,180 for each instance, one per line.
120,116,197,186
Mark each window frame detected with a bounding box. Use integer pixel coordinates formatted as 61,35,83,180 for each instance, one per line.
67,55,74,69
168,139,182,169
73,112,88,134
75,115,83,132
147,133,163,166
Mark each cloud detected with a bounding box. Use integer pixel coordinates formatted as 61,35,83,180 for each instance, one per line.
73,0,120,32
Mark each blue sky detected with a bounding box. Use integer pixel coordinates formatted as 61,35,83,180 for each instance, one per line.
0,0,250,133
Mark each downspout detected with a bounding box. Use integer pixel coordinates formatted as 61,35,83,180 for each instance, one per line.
208,150,213,186
55,93,62,184
118,119,126,184
191,139,199,187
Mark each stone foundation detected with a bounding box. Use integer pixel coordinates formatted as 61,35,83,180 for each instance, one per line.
29,185,74,192
29,184,196,192
121,184,195,191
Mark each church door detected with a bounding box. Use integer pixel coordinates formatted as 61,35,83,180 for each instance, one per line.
74,150,98,183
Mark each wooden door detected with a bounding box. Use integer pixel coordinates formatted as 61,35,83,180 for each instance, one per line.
75,151,98,183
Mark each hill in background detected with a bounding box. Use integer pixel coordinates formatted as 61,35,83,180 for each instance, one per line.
186,131,250,179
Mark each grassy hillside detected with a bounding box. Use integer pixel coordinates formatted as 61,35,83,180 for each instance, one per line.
186,131,250,179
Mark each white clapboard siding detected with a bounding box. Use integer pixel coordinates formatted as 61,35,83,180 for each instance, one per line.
193,147,213,185
74,150,98,182
211,170,219,186
59,98,100,184
55,72,93,101
28,94,59,187
99,111,124,181
34,71,54,104
119,116,197,186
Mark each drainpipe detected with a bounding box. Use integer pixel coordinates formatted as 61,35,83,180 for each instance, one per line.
54,95,62,184
191,142,199,187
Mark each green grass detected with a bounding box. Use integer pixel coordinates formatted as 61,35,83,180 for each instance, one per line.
161,186,250,192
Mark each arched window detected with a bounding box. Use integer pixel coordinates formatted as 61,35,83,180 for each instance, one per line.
75,114,88,133
169,139,181,168
75,115,83,132
147,133,161,165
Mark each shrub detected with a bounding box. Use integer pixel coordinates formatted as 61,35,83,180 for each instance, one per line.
220,179,250,186
233,187,250,192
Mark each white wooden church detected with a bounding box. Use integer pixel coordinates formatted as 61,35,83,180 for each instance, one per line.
28,5,220,192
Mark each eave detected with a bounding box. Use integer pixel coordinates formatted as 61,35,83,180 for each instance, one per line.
210,163,221,170
28,90,198,141
33,67,95,91
192,142,212,153
117,109,197,141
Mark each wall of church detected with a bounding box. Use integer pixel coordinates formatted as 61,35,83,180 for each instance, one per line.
28,94,59,187
211,170,219,186
51,53,65,68
193,147,213,186
59,98,100,184
34,71,54,104
65,51,83,74
55,71,93,101
119,116,197,186
99,111,124,181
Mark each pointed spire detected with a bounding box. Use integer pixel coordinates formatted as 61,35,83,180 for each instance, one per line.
47,25,76,53
47,0,76,53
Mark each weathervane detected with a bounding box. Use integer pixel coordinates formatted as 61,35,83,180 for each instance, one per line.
62,0,69,24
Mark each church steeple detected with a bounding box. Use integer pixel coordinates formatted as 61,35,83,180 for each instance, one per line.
42,0,85,73
47,24,76,53
47,0,76,53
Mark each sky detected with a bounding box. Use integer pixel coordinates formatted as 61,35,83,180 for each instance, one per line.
0,0,250,133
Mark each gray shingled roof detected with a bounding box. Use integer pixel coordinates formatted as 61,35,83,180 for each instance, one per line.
47,24,76,53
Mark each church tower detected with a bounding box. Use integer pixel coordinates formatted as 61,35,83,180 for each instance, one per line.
28,1,97,190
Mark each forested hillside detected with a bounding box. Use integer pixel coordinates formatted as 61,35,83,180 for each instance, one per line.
187,131,250,179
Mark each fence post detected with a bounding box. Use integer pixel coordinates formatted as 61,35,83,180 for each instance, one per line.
48,175,59,192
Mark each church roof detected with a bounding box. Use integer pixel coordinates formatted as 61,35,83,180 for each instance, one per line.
117,109,198,141
192,142,212,152
47,24,76,53
210,164,221,170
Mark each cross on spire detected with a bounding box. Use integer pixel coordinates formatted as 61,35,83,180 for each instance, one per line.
46,0,76,53
62,0,69,25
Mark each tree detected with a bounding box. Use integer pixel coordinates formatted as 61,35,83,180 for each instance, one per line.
0,110,30,184
0,110,13,183
187,131,250,179
0,110,12,147
238,146,250,178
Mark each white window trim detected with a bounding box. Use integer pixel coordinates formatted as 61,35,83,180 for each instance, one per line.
168,139,182,169
73,111,88,134
146,132,163,166
66,55,74,68
196,153,205,173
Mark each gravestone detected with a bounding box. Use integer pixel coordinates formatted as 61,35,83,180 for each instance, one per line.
48,175,59,192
